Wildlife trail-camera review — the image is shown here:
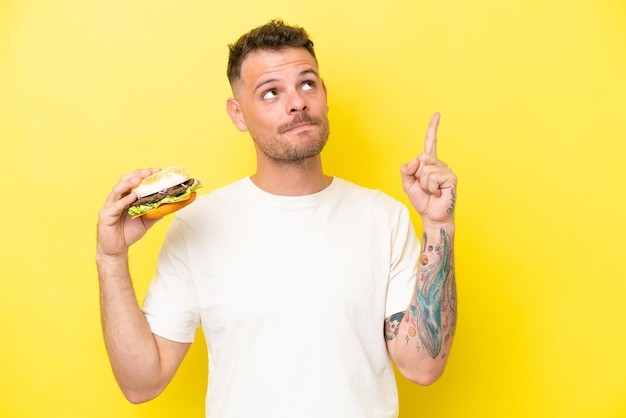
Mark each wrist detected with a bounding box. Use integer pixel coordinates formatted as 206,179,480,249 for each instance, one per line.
95,250,129,266
421,219,455,234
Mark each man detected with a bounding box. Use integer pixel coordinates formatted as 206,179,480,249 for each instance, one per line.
96,19,457,418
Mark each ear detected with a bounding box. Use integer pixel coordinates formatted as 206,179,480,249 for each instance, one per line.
226,98,248,132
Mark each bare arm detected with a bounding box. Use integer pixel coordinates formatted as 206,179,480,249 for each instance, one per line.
385,223,456,384
96,168,190,403
387,113,457,385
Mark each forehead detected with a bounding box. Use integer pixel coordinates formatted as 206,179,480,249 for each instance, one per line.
237,48,319,91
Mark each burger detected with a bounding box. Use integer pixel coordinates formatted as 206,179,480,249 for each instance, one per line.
128,166,200,219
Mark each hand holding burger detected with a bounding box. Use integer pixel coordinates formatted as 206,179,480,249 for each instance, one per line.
128,166,200,219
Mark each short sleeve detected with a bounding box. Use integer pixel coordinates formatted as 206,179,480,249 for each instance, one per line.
385,205,420,318
141,217,201,343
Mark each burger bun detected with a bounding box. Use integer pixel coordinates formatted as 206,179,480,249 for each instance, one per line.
133,167,190,198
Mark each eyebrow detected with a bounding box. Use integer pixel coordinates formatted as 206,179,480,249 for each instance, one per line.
253,68,320,94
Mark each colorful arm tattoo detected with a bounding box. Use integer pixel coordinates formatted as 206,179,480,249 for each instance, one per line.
384,227,456,359
412,228,456,358
384,311,405,341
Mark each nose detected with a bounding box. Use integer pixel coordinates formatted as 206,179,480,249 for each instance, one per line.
287,90,307,113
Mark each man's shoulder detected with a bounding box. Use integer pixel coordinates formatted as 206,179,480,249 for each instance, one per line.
173,177,250,221
332,177,402,203
197,177,252,202
328,177,409,218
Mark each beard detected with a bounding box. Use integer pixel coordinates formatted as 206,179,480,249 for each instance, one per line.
251,113,330,164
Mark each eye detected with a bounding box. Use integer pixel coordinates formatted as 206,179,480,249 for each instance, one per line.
262,89,279,100
302,81,315,91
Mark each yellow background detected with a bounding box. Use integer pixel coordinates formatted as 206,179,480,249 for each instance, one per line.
1,0,625,417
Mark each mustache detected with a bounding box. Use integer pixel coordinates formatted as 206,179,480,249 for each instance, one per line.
278,114,321,134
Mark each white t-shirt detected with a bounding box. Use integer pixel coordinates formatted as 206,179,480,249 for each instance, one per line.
142,177,420,418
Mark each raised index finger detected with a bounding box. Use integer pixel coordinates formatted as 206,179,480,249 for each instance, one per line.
424,112,441,158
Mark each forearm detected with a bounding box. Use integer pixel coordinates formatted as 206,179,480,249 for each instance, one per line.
386,222,456,385
96,254,165,402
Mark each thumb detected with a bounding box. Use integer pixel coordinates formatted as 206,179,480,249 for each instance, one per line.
400,157,420,177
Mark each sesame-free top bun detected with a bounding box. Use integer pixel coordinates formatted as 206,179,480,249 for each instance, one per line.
141,191,197,220
132,166,189,198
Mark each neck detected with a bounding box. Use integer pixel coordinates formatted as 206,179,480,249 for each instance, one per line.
251,155,332,196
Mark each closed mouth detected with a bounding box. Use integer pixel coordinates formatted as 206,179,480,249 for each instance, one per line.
279,116,320,134
284,123,314,133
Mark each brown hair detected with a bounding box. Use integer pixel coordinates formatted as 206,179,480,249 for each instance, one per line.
227,19,316,85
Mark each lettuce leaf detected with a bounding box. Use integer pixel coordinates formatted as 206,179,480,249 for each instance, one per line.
128,179,199,217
